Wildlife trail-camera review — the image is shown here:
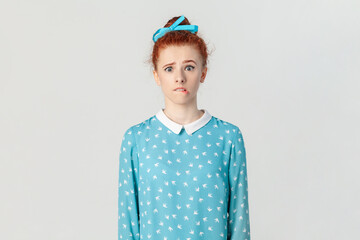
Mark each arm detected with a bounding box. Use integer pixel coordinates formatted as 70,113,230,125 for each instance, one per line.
118,127,140,240
227,127,251,240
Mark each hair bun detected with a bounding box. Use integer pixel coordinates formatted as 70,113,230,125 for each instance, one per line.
149,15,210,71
164,16,191,28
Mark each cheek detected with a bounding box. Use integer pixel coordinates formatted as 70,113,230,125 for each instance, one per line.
159,78,173,91
190,74,202,86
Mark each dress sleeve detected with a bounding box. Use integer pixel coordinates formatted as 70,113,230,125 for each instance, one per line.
227,127,251,240
118,127,140,240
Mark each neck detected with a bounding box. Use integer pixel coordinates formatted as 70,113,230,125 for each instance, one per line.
162,101,204,125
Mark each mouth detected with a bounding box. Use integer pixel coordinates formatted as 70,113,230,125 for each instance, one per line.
174,87,188,94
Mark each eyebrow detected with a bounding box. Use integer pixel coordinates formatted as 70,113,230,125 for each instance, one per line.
162,60,197,68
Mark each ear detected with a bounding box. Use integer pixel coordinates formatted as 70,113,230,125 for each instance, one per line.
153,69,161,86
200,66,208,83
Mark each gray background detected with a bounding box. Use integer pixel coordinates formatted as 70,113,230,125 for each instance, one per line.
1,0,359,239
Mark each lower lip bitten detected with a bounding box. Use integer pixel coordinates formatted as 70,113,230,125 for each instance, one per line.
175,90,188,93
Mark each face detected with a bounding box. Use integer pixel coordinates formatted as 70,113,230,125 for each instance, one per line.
153,44,207,106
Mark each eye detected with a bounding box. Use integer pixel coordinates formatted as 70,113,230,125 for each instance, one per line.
164,66,172,72
185,65,195,71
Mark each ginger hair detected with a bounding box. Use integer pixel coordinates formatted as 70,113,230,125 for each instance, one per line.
149,16,211,71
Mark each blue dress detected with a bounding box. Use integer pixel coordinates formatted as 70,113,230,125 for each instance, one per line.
118,109,251,240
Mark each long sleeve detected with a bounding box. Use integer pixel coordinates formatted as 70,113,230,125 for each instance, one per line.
227,127,251,240
118,127,140,240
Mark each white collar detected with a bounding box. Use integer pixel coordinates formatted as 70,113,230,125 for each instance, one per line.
155,108,212,135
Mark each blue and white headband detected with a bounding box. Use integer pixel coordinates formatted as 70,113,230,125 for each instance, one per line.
152,15,198,43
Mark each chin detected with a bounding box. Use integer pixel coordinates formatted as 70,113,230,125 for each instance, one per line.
165,93,195,104
166,97,190,105
172,100,189,105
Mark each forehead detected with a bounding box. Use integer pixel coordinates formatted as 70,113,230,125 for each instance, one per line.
158,45,202,63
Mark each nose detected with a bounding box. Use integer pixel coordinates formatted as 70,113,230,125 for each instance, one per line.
175,68,186,83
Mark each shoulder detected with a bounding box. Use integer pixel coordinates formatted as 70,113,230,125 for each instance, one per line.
211,116,247,154
122,114,157,140
211,115,244,137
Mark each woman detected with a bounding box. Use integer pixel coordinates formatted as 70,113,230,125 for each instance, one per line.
118,15,251,240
